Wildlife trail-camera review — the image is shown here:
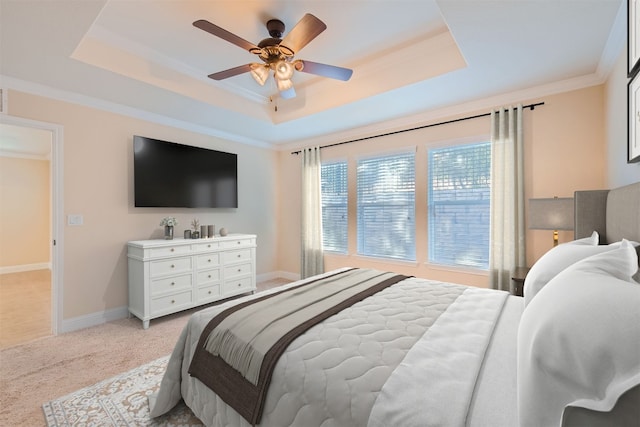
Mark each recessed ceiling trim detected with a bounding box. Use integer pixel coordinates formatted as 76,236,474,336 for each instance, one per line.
72,25,270,108
272,30,466,124
75,11,464,127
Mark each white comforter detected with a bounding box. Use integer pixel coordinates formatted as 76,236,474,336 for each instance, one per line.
150,271,514,427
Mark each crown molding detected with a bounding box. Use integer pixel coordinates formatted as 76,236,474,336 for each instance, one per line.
1,75,272,149
1,36,620,157
278,71,607,152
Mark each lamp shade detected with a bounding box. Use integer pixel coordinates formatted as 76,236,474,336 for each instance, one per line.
528,197,574,230
276,77,293,91
250,64,269,86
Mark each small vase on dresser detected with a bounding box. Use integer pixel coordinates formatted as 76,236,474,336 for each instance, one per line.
159,217,178,241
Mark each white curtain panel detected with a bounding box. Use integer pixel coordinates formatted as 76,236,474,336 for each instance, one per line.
301,147,324,279
489,105,526,291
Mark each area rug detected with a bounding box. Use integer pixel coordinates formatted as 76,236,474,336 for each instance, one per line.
42,355,204,426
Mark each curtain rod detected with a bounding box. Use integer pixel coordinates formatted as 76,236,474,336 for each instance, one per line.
291,102,544,155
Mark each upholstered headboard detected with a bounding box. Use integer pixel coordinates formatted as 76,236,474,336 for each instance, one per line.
559,181,640,426
574,182,640,244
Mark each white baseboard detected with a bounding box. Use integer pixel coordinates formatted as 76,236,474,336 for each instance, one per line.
257,270,300,283
278,271,301,281
0,262,51,275
61,306,129,334
59,271,300,334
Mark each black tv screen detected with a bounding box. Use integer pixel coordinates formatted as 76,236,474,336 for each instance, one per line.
133,136,237,208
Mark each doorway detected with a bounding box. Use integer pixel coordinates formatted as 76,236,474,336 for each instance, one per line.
0,115,63,347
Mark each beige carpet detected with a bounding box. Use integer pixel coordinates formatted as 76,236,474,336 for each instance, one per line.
0,278,290,426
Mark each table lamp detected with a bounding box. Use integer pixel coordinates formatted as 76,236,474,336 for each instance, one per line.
528,197,574,246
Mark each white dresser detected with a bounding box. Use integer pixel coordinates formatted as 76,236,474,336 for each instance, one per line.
127,234,256,329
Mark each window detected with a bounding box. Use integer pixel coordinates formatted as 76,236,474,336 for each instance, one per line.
357,152,415,261
321,161,348,253
428,142,491,269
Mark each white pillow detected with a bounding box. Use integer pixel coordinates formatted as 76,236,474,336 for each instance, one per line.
524,231,602,307
518,240,640,427
575,230,600,246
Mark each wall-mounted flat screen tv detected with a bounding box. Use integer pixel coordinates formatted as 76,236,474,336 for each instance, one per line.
133,135,238,208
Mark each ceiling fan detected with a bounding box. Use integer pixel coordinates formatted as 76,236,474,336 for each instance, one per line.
193,14,353,99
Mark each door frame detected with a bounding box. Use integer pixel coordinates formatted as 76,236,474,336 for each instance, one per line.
0,114,64,335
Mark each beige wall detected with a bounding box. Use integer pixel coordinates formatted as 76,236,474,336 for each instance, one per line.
606,49,640,186
7,90,279,320
278,85,608,287
0,156,50,268
4,73,623,318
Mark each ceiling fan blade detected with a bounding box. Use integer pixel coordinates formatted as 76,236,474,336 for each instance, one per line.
280,86,296,99
279,14,326,55
208,64,253,80
298,60,353,81
194,19,261,53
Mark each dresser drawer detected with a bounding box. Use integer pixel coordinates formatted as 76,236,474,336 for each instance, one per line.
150,273,192,296
197,253,220,269
197,284,221,302
128,234,256,329
223,277,253,294
149,245,191,258
150,290,192,315
223,249,251,264
197,268,220,285
193,241,219,252
221,238,252,249
224,262,252,279
150,257,192,277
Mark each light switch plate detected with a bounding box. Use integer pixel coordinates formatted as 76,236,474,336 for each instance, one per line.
68,214,83,226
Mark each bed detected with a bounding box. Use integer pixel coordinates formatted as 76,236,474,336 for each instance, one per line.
149,182,640,427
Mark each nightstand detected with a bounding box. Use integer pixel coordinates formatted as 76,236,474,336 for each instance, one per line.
511,267,530,297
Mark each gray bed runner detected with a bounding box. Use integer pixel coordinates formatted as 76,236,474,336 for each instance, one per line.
188,268,410,424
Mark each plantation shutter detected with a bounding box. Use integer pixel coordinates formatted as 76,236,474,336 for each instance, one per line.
428,142,491,269
321,161,348,253
357,151,415,261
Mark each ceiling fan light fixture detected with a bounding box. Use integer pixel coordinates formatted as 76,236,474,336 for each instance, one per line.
195,14,353,100
274,60,294,80
276,77,293,92
250,64,269,86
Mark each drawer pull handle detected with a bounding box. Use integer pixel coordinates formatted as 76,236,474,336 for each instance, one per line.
208,274,212,278
171,264,175,268
237,241,241,244
208,290,212,295
237,254,241,258
208,244,211,248
208,259,211,263
237,283,242,287
171,282,175,286
171,299,175,304
170,248,174,252
237,268,241,272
